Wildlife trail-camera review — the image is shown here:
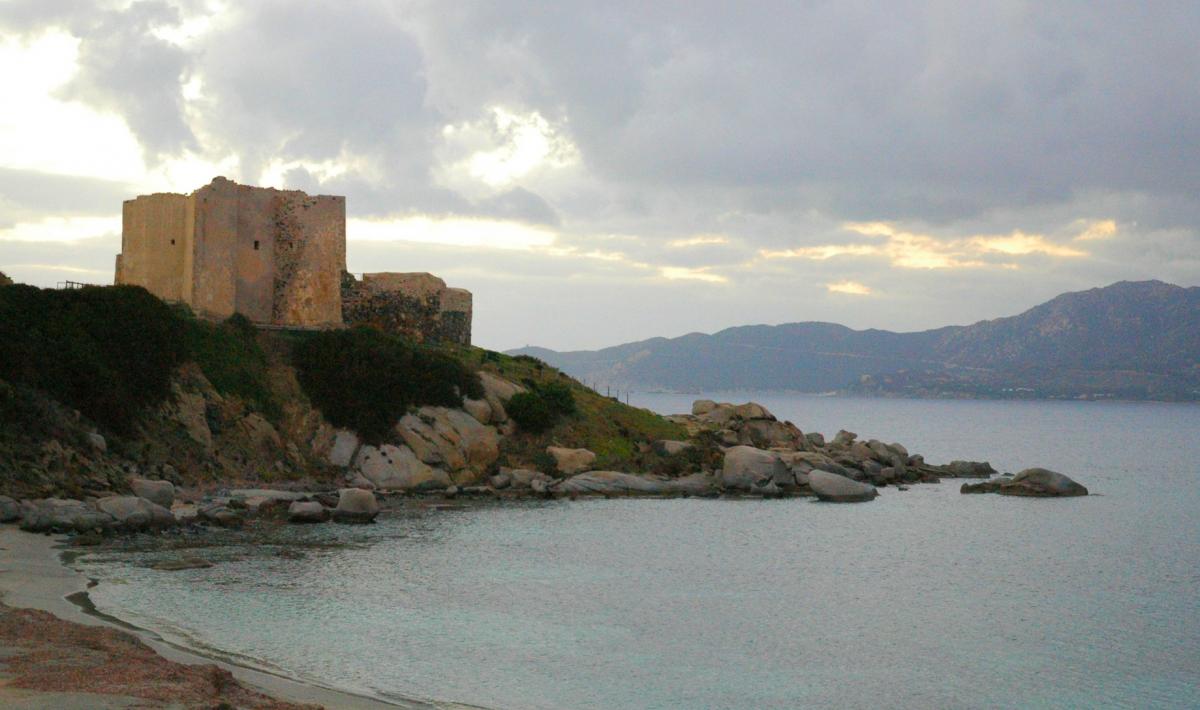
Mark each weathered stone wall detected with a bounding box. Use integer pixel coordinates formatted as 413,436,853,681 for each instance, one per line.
342,272,472,345
269,189,345,327
116,177,344,327
189,177,241,319
115,193,193,303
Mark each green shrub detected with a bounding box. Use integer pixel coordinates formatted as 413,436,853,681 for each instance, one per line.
292,327,482,444
507,391,557,433
537,380,577,416
0,285,186,433
506,380,577,433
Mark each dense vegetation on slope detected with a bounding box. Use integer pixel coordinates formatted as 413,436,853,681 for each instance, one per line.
0,285,187,433
515,281,1200,400
293,327,483,443
0,284,297,432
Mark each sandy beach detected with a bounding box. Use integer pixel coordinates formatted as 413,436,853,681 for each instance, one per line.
0,525,438,710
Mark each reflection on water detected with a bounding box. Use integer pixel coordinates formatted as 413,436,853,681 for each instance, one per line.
80,396,1200,709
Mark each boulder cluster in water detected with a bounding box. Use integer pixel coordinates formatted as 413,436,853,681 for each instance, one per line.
653,399,1003,501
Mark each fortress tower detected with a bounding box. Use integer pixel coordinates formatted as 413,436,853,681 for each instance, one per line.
115,177,346,327
116,177,471,343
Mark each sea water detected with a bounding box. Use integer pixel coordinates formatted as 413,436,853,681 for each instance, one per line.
79,395,1200,709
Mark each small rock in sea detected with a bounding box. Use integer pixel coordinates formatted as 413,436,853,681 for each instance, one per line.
960,467,1088,497
946,460,997,478
287,500,329,524
809,470,879,503
897,485,910,491
199,505,244,528
332,488,379,523
152,557,213,571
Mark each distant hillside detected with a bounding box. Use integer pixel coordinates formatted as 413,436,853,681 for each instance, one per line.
511,281,1200,401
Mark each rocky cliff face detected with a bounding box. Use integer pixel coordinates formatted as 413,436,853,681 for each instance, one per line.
0,360,334,501
340,372,522,491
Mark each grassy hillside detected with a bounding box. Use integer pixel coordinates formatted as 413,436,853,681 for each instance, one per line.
441,347,686,472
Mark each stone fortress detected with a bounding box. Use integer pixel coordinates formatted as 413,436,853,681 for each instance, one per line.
115,177,472,345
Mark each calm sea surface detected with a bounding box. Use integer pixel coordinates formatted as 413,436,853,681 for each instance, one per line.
79,395,1200,709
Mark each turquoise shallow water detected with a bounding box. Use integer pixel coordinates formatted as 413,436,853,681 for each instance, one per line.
80,395,1200,709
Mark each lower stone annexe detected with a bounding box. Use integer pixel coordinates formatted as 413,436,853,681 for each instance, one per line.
341,272,472,345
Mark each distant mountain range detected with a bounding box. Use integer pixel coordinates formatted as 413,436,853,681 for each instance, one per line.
510,280,1200,401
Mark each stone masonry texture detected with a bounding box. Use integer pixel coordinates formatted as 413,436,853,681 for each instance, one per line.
116,177,345,327
342,272,472,345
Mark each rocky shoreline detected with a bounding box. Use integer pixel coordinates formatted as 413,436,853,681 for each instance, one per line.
3,396,1088,539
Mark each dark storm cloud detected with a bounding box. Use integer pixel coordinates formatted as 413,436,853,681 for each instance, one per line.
4,1,1200,349
413,1,1200,221
12,1,1200,222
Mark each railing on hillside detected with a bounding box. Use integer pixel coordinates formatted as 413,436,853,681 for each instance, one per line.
577,380,633,405
56,280,95,289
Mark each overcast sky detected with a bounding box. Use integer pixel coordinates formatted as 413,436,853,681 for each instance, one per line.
2,1,1198,351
